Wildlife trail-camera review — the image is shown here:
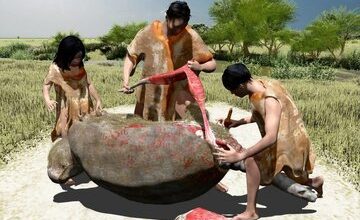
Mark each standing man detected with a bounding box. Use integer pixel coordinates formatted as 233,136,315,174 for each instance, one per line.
121,1,227,192
121,1,216,121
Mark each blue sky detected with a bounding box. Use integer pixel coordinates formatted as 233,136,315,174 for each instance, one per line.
0,0,358,38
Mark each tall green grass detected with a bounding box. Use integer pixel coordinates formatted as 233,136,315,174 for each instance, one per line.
284,80,360,185
0,59,359,189
0,60,52,161
0,59,137,163
0,38,99,47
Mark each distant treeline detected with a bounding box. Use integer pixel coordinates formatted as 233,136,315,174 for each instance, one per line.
0,0,359,70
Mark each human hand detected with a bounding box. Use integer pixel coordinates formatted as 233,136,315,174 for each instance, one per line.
95,100,102,112
119,85,134,94
216,118,239,129
213,143,245,163
187,60,202,71
46,100,57,111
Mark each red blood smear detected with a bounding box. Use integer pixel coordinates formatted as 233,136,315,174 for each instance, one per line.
147,65,187,84
183,67,215,144
126,123,144,129
143,65,216,145
174,122,202,135
185,207,227,220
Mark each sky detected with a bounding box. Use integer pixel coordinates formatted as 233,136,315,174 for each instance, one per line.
0,0,358,38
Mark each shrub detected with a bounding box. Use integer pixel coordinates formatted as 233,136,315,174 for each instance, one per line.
0,43,32,58
213,50,233,61
317,56,337,67
339,51,360,70
271,61,335,80
244,54,273,66
85,42,106,52
10,50,34,60
105,45,127,60
31,42,56,60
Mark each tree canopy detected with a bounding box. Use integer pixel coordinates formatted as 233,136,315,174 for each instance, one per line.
100,22,147,45
209,0,295,57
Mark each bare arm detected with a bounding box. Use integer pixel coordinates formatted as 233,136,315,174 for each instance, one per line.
120,54,136,94
87,78,102,111
214,97,281,163
42,83,52,103
241,97,281,158
42,82,57,111
230,115,254,128
187,58,216,73
218,114,254,128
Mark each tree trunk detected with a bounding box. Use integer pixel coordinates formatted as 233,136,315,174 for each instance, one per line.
228,43,235,54
218,44,225,51
339,41,346,57
327,48,338,60
242,41,251,57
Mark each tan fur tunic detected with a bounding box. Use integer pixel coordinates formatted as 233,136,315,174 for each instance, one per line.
44,64,94,142
127,20,213,121
250,80,315,185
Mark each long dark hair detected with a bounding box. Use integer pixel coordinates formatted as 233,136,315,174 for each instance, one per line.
53,35,85,70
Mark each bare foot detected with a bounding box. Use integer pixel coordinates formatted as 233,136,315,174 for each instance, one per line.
311,176,324,198
231,211,259,220
216,182,228,193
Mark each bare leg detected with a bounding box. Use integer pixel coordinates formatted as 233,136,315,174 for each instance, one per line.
232,157,259,220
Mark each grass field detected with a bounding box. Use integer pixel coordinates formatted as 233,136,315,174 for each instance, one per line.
1,38,358,57
0,58,359,189
232,39,360,57
0,38,100,47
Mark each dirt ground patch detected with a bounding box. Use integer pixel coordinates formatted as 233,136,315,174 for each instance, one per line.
1,103,359,219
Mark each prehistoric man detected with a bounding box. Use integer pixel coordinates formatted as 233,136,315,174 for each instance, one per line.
215,63,324,220
120,1,216,121
120,1,229,192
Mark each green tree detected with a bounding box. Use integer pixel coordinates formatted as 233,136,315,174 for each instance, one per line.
307,19,341,59
292,7,359,60
320,7,360,57
209,0,295,57
205,24,231,52
258,0,296,56
192,23,209,42
210,0,264,56
100,22,147,46
291,28,330,59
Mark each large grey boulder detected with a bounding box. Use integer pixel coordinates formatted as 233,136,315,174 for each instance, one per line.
48,113,234,204
48,113,318,204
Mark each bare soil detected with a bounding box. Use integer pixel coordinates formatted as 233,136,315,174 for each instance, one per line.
1,103,359,220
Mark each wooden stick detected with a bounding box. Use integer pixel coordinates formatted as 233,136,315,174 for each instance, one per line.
224,107,233,128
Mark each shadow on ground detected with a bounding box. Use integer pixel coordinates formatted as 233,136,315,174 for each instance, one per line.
53,173,315,219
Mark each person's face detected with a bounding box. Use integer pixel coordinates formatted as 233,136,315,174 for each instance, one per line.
230,83,248,98
166,17,187,36
70,51,83,67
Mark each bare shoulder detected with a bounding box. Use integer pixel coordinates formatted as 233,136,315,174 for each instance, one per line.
187,26,201,39
48,63,60,74
265,97,281,113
